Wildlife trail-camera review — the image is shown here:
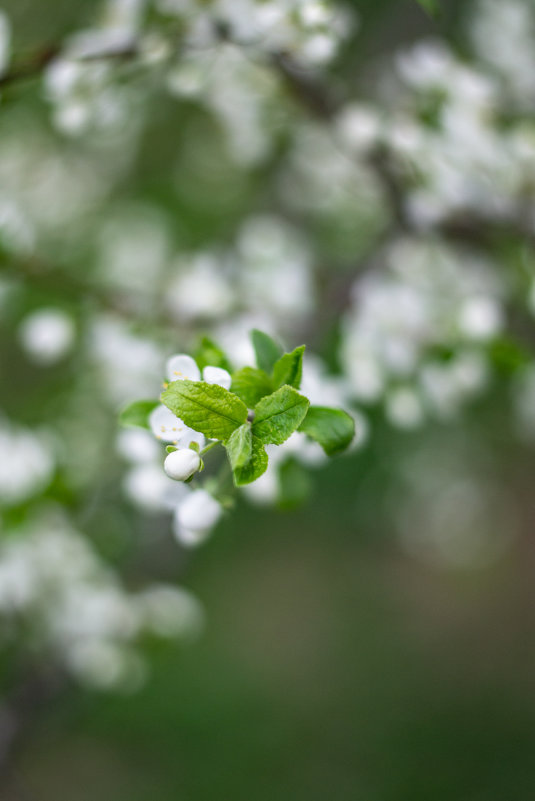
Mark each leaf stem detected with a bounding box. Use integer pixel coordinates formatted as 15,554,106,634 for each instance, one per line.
200,440,219,456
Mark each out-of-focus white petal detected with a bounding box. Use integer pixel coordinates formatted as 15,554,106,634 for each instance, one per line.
203,365,231,389
166,354,201,382
177,489,222,531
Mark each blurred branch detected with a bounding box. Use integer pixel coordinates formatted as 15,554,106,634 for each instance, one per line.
270,51,340,119
1,258,175,327
0,41,139,91
0,46,61,90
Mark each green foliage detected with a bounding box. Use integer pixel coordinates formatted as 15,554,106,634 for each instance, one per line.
194,337,233,372
161,380,248,443
226,423,253,471
231,367,274,407
127,331,353,491
251,329,283,373
232,435,268,486
298,406,355,455
119,400,159,429
253,385,310,446
272,345,305,390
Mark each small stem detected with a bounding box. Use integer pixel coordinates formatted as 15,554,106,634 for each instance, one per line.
200,440,219,456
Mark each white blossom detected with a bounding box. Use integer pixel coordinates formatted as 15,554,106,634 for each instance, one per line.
0,419,55,506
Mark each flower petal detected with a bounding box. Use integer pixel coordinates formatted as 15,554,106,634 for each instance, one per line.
202,365,231,390
166,354,201,383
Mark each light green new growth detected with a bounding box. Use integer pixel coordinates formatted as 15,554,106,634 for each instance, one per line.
231,367,274,408
232,435,268,486
272,345,305,390
226,424,253,471
298,406,355,455
251,329,283,374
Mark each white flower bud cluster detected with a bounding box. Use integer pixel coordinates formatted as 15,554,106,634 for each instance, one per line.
0,512,203,690
90,315,167,405
339,238,504,427
44,58,134,138
0,125,111,258
159,0,354,67
0,418,55,507
18,308,76,365
165,216,314,329
119,353,226,547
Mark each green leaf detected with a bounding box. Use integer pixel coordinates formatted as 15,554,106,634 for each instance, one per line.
226,423,252,471
253,385,309,446
272,345,305,389
232,435,268,486
194,336,232,372
298,406,355,455
119,399,159,429
251,329,283,373
161,380,247,443
231,367,274,407
166,445,177,453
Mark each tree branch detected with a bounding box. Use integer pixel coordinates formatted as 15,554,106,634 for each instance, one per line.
0,40,139,90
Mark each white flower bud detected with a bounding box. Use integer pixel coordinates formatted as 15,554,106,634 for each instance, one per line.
163,448,201,481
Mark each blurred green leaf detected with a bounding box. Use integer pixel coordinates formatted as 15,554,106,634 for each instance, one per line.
194,336,233,372
251,329,283,374
119,400,159,429
299,406,355,455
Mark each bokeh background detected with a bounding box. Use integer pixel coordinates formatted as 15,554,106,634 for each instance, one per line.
1,0,535,798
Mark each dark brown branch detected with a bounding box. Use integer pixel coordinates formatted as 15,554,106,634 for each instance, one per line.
270,51,340,119
0,46,61,90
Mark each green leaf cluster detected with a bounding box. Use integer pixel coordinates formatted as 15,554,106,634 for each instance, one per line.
231,330,305,408
125,330,355,489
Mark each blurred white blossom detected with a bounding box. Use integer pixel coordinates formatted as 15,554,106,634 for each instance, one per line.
0,511,203,689
18,308,76,365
